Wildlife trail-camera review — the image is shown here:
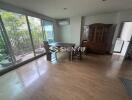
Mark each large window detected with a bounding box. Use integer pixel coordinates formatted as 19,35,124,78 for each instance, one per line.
28,16,45,56
0,23,13,70
0,10,34,63
0,9,54,72
43,20,54,43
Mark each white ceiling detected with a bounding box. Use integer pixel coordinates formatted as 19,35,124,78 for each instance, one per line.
1,0,132,19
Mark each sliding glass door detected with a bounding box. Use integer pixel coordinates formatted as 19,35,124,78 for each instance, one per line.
0,9,55,72
0,10,34,63
28,16,45,56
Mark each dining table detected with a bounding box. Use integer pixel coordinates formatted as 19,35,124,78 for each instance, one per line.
49,42,75,60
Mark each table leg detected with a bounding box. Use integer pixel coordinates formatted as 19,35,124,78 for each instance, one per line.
70,50,73,61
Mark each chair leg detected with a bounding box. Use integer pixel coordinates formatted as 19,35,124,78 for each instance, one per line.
80,51,82,60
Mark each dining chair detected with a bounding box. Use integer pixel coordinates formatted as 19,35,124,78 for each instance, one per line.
43,41,57,61
71,46,82,60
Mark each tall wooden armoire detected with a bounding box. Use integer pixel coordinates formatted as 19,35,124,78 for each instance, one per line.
83,23,115,54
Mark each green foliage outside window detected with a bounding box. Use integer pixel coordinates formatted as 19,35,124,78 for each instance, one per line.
0,10,33,55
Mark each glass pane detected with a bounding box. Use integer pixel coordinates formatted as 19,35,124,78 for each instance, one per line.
43,20,54,43
0,10,34,63
0,23,13,71
28,16,45,56
114,38,124,52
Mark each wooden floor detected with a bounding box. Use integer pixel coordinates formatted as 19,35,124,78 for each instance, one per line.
0,54,132,100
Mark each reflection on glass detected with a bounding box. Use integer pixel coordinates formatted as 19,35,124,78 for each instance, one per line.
0,10,34,63
0,9,55,72
43,20,54,43
0,24,13,70
28,16,45,56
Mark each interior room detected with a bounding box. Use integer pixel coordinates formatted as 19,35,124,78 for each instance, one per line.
0,0,132,100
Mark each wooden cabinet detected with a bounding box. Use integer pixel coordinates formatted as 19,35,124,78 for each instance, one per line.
82,23,116,54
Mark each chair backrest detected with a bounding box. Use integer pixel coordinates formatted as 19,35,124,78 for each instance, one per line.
43,41,50,53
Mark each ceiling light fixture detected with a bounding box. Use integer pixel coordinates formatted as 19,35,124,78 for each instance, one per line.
102,0,107,2
63,8,67,10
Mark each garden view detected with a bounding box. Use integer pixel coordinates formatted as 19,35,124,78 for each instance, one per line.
0,9,54,70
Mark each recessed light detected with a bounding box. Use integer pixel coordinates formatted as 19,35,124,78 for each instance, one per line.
102,0,107,2
63,8,67,10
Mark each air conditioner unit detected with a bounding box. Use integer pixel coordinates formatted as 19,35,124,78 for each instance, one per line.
58,19,70,26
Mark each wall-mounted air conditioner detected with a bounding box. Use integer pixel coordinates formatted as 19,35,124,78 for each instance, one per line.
57,19,70,26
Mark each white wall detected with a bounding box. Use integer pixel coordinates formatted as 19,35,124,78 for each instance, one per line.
112,11,129,41
84,11,132,26
60,25,71,43
60,16,81,45
70,16,81,45
121,22,132,41
117,11,132,22
54,23,62,42
114,11,132,39
112,11,132,52
57,10,132,51
84,13,117,25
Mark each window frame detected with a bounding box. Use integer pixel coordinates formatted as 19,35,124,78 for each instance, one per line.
0,8,55,75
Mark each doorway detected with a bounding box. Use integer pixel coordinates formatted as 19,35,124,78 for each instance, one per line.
113,22,132,58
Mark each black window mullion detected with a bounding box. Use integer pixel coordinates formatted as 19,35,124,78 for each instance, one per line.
0,15,16,63
26,16,36,57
